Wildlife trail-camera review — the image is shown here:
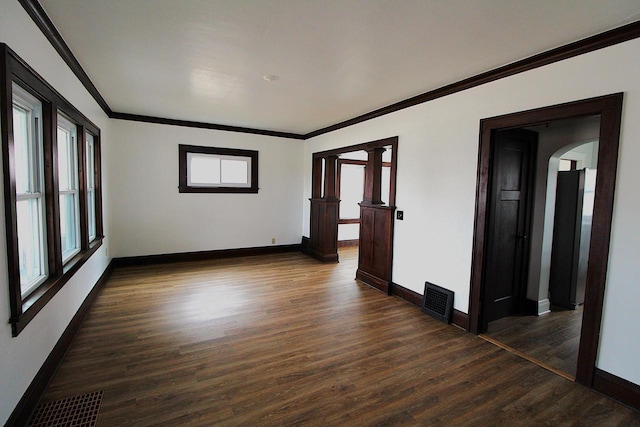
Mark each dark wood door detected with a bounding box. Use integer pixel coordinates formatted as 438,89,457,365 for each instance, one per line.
483,129,537,327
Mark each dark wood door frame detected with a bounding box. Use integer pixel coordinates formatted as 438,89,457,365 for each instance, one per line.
469,93,624,387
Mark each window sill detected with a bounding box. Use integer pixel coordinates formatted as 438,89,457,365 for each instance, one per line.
11,238,103,337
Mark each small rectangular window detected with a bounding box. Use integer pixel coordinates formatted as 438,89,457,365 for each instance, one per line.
12,83,48,298
57,113,80,262
179,144,258,193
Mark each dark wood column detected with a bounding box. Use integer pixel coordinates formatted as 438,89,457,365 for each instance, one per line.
363,147,385,205
309,155,340,262
357,147,395,293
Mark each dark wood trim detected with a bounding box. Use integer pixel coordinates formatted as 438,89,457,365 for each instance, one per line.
18,2,640,141
17,0,112,117
451,310,470,330
390,282,422,306
313,137,398,161
389,282,469,329
468,93,624,389
593,369,640,412
112,112,305,140
113,244,302,268
356,269,390,294
2,44,105,336
5,260,114,427
178,144,259,194
301,236,311,255
337,239,359,248
338,218,360,225
304,21,640,139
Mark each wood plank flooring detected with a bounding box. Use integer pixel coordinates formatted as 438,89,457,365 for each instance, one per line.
42,248,640,425
485,305,584,378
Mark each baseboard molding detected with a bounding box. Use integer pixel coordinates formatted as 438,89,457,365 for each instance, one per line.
113,244,301,267
301,236,311,255
6,261,114,427
356,269,390,294
337,239,359,248
389,282,469,330
593,368,640,412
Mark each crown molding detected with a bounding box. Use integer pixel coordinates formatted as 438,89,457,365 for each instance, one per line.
19,0,640,140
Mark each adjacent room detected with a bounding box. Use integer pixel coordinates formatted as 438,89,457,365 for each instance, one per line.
1,0,640,425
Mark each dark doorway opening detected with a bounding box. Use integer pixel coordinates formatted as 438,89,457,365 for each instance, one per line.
469,93,623,387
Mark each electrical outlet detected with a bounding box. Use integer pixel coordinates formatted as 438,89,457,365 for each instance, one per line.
271,237,276,244
396,211,404,220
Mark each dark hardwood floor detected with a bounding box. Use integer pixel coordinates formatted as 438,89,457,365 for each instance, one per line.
485,305,583,379
41,248,639,425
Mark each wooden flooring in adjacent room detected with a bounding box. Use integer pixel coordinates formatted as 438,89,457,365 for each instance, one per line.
485,305,584,379
42,248,640,425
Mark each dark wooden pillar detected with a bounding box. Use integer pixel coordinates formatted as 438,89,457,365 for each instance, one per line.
357,147,395,293
309,155,339,262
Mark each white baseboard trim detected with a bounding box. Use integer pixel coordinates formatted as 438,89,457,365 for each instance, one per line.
538,298,551,315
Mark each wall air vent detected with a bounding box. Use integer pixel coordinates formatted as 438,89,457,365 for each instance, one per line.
421,282,454,324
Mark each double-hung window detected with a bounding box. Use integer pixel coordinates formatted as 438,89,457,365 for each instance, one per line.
86,132,97,242
12,84,48,297
57,114,81,262
2,44,104,336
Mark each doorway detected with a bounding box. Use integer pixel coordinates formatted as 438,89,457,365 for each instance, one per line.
469,94,623,387
308,137,398,294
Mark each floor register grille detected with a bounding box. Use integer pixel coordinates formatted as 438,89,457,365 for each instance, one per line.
28,390,103,427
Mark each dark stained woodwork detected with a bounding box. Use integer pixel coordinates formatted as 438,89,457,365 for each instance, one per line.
338,218,360,225
469,93,624,388
1,44,104,336
309,137,397,265
337,239,359,248
113,244,301,267
35,248,640,424
483,129,537,325
323,155,338,200
16,0,640,140
356,205,395,294
311,156,322,198
362,147,385,205
305,21,640,139
593,369,640,411
308,198,339,263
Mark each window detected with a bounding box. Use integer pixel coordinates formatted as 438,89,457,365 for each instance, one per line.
12,84,48,298
57,114,80,262
2,44,103,336
86,132,97,242
179,144,258,193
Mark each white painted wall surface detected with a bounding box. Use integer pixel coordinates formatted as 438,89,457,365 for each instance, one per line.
0,1,112,424
108,120,304,258
303,38,640,385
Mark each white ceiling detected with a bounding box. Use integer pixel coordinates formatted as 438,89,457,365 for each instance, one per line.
38,0,640,135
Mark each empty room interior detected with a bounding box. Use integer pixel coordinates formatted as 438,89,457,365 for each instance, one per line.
2,0,640,425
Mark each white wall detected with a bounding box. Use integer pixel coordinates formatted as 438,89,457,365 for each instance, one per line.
303,38,640,385
108,120,304,258
0,0,112,424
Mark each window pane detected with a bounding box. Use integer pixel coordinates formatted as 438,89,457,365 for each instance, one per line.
57,127,71,190
189,155,220,184
339,164,364,219
17,199,45,294
88,190,96,241
13,106,31,194
86,134,96,241
60,193,78,259
221,159,249,184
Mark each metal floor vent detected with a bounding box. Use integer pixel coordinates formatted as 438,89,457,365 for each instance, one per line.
28,390,103,427
422,282,454,324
